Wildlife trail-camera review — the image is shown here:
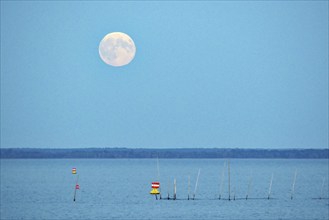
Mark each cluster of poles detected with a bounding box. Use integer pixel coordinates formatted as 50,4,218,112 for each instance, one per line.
152,160,328,201
155,168,201,200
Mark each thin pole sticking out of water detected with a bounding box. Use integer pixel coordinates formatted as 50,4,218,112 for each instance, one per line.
228,160,231,201
290,169,297,200
188,175,190,200
219,162,226,200
193,169,201,200
73,175,79,202
173,178,177,200
268,173,274,200
246,171,253,200
320,177,326,199
156,157,161,199
167,178,170,200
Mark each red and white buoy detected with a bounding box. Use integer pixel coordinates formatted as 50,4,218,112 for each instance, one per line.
152,182,160,189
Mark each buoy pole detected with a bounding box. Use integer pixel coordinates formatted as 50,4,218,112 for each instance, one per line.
291,169,297,200
268,173,274,200
193,169,201,200
73,187,77,202
73,175,79,202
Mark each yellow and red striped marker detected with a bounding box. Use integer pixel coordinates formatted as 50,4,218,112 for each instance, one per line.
150,182,160,195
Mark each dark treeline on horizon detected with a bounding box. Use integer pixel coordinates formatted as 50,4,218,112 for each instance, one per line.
0,148,328,159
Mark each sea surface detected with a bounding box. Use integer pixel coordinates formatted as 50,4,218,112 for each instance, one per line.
1,159,328,220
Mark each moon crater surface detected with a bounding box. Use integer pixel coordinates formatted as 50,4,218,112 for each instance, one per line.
99,32,136,67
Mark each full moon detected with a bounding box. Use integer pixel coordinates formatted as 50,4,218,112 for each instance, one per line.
99,32,136,67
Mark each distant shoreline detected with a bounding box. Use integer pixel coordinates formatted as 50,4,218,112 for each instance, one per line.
0,148,328,159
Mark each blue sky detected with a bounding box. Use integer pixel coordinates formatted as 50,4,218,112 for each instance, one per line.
1,1,328,149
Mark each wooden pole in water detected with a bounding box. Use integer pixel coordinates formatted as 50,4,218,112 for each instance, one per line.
193,169,201,200
320,177,325,199
73,175,79,202
156,157,162,199
268,173,274,200
219,162,225,200
228,160,231,201
290,169,297,200
167,178,170,200
246,171,253,200
173,178,177,200
188,175,190,200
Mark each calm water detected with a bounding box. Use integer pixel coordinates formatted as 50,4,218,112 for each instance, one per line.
1,159,328,220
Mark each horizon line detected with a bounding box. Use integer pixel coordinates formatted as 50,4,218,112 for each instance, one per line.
1,147,328,150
